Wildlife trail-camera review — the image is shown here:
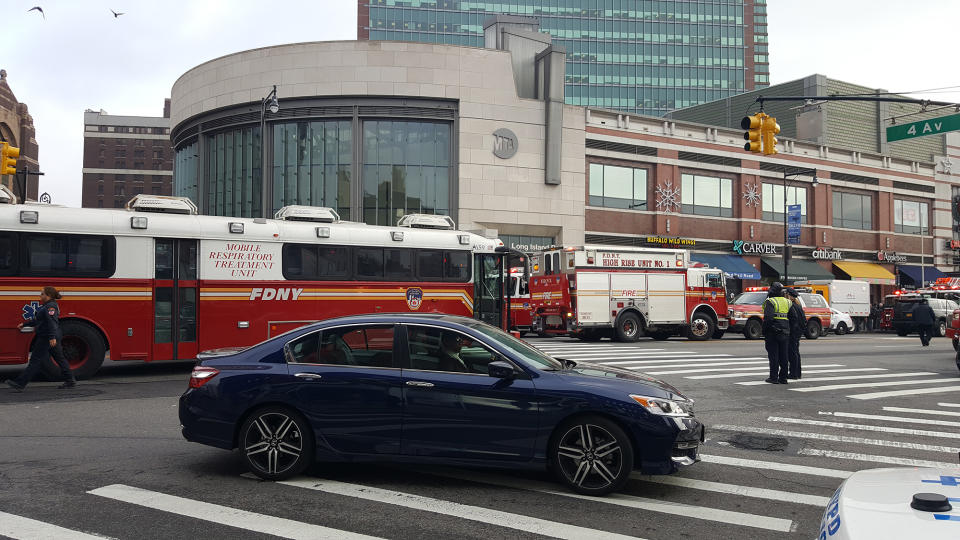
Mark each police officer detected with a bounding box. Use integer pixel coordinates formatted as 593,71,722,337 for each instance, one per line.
914,297,936,347
5,286,76,391
762,282,791,384
785,288,805,379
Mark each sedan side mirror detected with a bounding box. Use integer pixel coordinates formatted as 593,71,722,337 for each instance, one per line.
487,360,516,379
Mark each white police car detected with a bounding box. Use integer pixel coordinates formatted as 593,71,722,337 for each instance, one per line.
819,468,960,539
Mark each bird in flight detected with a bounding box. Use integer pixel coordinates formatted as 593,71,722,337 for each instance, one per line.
110,9,124,18
28,6,44,19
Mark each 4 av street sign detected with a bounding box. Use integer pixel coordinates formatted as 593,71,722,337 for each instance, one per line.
886,112,960,142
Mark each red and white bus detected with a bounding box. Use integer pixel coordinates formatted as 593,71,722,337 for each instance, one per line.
0,189,511,379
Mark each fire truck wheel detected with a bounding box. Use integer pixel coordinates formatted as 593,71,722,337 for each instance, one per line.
41,321,106,381
805,319,821,340
614,313,642,342
687,313,715,341
549,414,634,496
743,319,763,340
239,406,315,481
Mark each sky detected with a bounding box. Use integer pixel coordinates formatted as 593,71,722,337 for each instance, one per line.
3,0,960,208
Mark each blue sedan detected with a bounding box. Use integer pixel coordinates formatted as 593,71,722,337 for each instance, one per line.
179,314,704,495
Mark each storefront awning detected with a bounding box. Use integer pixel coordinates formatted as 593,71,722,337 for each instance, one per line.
833,261,896,285
690,253,761,280
761,257,834,282
898,265,947,287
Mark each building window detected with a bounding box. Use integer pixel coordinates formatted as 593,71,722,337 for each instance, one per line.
134,139,144,147
114,184,125,196
205,127,261,218
681,174,732,217
894,199,928,235
832,191,873,230
134,150,145,158
152,185,162,195
361,120,451,226
273,120,351,219
762,184,807,223
97,184,103,195
97,200,103,208
134,161,144,168
589,163,647,209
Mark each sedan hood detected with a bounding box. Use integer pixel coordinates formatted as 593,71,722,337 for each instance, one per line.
554,360,688,401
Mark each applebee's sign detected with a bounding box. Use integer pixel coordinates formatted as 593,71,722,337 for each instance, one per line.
877,251,907,263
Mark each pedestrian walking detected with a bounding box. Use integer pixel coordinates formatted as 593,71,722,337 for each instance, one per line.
867,303,879,332
785,288,805,379
914,297,936,347
5,286,76,392
762,282,791,384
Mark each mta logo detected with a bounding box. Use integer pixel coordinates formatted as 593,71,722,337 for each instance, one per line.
21,301,39,321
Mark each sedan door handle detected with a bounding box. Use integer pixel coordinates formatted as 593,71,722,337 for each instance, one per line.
294,373,323,380
405,380,434,387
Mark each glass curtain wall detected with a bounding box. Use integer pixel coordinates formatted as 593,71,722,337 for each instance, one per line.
174,142,199,205
205,127,261,217
272,120,352,219
362,120,451,226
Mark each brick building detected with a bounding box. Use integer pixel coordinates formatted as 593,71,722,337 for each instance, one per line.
0,69,40,200
81,101,173,208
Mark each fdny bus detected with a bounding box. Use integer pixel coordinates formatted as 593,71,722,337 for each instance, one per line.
0,187,510,379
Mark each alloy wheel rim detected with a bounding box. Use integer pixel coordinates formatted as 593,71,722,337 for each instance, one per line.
243,412,303,475
623,320,635,336
691,318,708,336
556,423,622,490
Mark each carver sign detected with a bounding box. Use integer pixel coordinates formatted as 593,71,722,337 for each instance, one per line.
732,240,779,255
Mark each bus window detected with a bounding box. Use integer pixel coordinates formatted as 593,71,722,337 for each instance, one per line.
317,246,350,279
384,248,413,279
444,251,470,282
282,244,318,279
418,250,443,280
22,233,114,277
0,232,16,275
356,248,384,279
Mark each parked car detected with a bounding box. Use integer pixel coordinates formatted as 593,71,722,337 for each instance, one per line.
829,307,855,335
179,313,704,496
728,287,831,339
891,294,957,337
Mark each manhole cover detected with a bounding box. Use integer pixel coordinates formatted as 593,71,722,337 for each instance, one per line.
724,433,789,451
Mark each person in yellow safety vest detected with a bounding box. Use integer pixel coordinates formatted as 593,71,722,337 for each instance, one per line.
762,282,791,384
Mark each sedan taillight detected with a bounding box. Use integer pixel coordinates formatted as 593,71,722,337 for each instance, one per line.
189,366,220,388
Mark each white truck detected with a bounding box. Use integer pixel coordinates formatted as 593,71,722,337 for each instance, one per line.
794,279,870,332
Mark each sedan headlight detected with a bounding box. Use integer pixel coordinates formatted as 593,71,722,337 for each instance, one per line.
630,394,693,417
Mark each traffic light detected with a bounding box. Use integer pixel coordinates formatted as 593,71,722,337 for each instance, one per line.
761,115,780,155
0,142,19,176
740,113,764,153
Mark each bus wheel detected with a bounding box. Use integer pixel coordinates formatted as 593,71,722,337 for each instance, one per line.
615,313,641,342
687,313,715,341
43,321,106,381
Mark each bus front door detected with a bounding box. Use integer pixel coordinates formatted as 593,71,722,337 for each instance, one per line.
153,239,198,361
473,253,504,329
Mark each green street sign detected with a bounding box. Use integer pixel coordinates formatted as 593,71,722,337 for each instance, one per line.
886,112,960,142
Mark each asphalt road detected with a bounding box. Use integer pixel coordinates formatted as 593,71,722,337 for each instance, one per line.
1,332,958,539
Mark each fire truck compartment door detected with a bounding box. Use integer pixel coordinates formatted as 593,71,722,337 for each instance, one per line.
577,272,613,324
646,273,686,323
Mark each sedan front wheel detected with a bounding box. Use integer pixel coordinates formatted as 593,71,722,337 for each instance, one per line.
240,406,315,481
550,415,634,495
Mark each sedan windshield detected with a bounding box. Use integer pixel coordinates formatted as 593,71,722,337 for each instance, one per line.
732,292,767,305
466,322,563,370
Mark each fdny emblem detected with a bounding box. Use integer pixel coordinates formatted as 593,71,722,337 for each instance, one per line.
48,307,56,316
21,301,39,321
406,287,423,311
711,291,717,300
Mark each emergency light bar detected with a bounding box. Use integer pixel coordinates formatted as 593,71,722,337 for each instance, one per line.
274,205,340,223
0,184,16,204
397,213,456,230
126,195,199,215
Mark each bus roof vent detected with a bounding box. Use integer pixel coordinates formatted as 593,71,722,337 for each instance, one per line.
0,184,16,204
126,195,198,215
397,213,456,230
274,205,340,223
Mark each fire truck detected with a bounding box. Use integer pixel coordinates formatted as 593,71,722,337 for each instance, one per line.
728,286,832,339
528,246,728,341
506,267,533,335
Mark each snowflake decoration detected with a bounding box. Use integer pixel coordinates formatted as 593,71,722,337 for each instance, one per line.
655,180,681,213
742,182,761,207
939,157,953,174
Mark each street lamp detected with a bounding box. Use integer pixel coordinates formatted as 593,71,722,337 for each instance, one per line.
781,167,818,285
260,85,279,218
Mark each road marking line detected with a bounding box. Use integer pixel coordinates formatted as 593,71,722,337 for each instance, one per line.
849,385,960,400
883,406,960,417
545,352,699,358
939,402,960,408
412,469,794,532
630,475,830,507
591,357,759,365
87,484,382,540
711,424,960,454
768,416,960,439
736,369,888,384
0,511,112,540
278,477,645,540
797,449,960,468
692,367,875,380
823,410,960,428
634,361,768,371
647,364,843,376
739,372,932,385
789,378,959,393
699,454,853,479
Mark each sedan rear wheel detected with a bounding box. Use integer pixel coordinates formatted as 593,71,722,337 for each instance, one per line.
550,415,633,496
240,406,314,481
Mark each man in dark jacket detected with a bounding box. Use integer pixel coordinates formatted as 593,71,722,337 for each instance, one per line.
785,288,806,379
914,298,936,347
6,286,76,391
763,282,791,384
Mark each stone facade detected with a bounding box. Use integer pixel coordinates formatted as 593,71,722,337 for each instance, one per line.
0,70,39,200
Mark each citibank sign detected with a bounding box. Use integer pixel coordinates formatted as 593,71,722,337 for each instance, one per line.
732,240,779,255
812,247,843,260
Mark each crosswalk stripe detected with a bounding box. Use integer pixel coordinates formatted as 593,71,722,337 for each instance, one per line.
634,361,770,372
848,385,960,400
768,416,960,440
737,371,930,385
797,448,960,469
593,357,759,366
883,406,960,417
939,402,960,408
87,484,382,540
689,368,881,380
646,363,843,376
554,353,712,361
789,378,960,393
630,475,831,507
415,468,795,532
699,454,853,479
278,477,643,540
0,511,112,540
821,411,960,428
710,424,960,453
539,351,695,357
